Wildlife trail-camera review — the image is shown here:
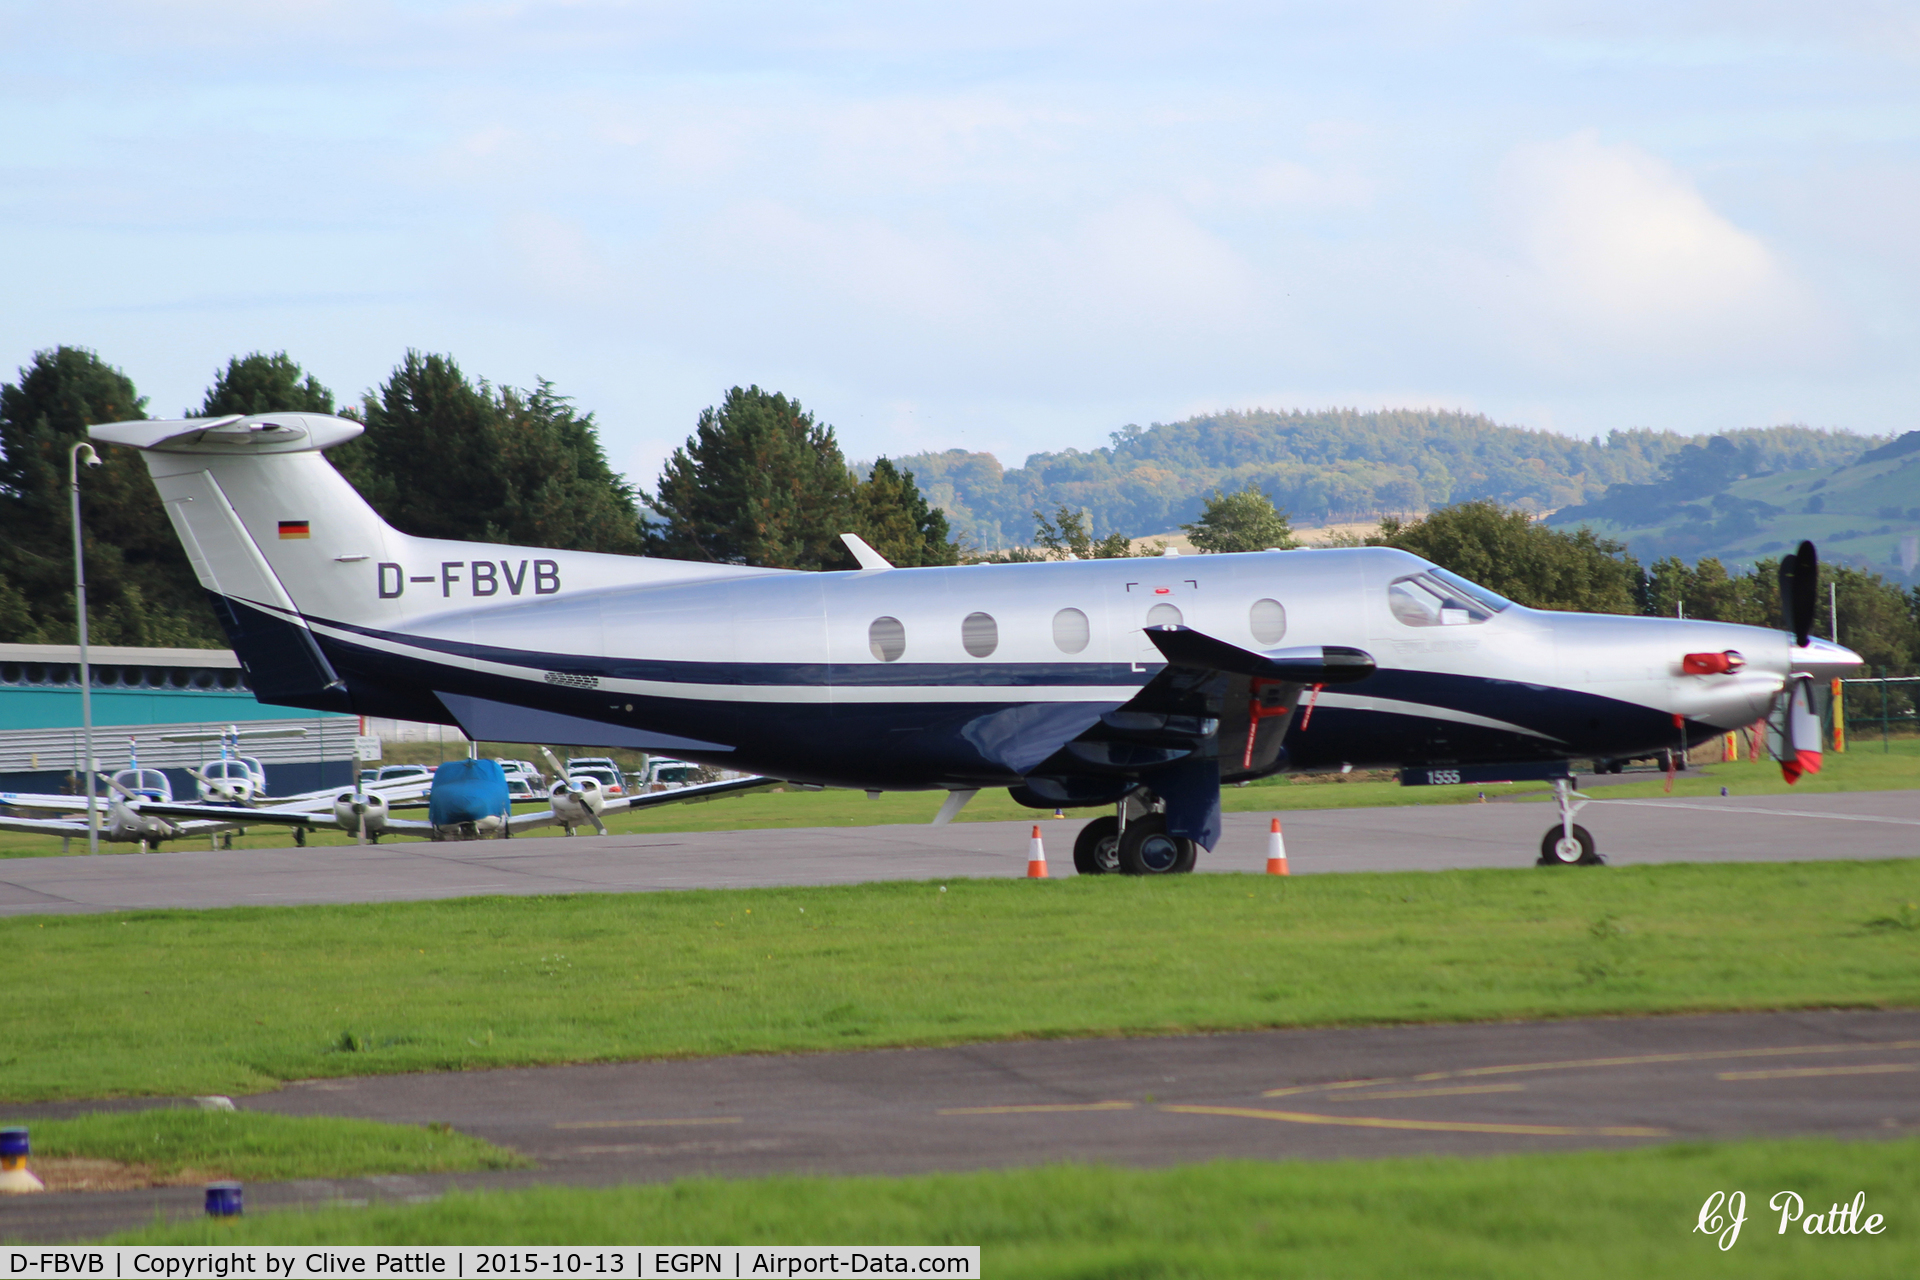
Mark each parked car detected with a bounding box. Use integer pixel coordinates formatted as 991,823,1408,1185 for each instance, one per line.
493,758,544,787
565,757,625,796
641,757,708,791
374,764,433,784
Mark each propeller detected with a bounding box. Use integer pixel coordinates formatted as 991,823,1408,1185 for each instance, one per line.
1777,540,1818,648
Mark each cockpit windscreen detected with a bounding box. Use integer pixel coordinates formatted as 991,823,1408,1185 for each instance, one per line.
1387,569,1512,628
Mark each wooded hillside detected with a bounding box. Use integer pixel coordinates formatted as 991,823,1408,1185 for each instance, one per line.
894,409,1881,552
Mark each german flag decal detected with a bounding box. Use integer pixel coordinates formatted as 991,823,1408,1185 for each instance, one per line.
278,520,311,539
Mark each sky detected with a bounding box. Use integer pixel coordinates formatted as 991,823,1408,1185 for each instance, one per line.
4,1,1918,490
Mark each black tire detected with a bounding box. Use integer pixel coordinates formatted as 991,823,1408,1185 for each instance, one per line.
1537,823,1602,866
1118,813,1198,875
1073,816,1121,875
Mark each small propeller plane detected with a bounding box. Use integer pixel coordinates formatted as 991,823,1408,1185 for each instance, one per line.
162,724,308,802
88,412,1862,873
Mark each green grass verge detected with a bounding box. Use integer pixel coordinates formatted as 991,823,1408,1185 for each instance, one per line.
112,1138,1918,1278
6,737,1913,859
12,1110,528,1181
8,860,1918,1102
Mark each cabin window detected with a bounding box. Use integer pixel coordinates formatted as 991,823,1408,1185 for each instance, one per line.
961,611,999,658
1387,570,1509,627
1052,607,1090,654
1249,598,1287,646
869,616,907,662
1145,602,1183,628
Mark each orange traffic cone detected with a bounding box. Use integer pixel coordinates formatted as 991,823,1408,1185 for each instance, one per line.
1265,818,1289,876
1027,825,1049,878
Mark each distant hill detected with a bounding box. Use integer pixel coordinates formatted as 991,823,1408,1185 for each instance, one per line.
887,409,1884,552
1548,429,1920,586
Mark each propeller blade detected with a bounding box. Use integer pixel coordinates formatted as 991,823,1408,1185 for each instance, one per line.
1777,540,1818,648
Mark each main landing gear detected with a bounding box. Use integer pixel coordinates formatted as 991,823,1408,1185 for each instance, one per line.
1538,776,1603,867
1073,796,1199,877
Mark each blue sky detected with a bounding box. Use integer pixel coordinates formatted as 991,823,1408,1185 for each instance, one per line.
4,2,1917,490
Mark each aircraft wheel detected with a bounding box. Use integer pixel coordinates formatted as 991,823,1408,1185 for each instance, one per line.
1538,824,1601,866
1117,814,1198,876
1073,816,1121,875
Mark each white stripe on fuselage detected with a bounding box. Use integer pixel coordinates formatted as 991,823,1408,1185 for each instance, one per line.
1311,691,1563,743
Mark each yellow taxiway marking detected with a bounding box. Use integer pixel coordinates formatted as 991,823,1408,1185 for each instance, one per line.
1718,1063,1918,1082
1263,1038,1920,1097
938,1101,1136,1116
554,1117,743,1130
1163,1104,1666,1139
1323,1084,1527,1102
1404,1039,1920,1083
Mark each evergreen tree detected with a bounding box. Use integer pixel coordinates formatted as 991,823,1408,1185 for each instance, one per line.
0,346,221,645
198,352,335,417
1181,483,1298,552
331,354,643,554
648,387,859,569
853,458,959,566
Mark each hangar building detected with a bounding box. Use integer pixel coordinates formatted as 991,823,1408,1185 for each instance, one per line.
0,643,357,796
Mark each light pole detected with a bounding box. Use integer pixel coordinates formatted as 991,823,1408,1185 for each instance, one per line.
70,442,102,854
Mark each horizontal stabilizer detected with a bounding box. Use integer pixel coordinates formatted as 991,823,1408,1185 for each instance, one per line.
1145,626,1375,685
90,413,363,454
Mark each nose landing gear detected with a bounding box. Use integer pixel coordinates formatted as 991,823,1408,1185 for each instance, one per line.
1538,776,1603,866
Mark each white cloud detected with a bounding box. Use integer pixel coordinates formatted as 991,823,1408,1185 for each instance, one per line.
1490,131,1833,371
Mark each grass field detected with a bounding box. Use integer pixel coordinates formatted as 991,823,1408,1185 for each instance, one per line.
7,859,1917,1102
9,1110,526,1184
4,739,1914,859
112,1138,1918,1277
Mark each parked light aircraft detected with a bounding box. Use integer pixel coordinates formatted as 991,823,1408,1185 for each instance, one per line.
93,412,1862,872
158,724,309,802
0,760,436,850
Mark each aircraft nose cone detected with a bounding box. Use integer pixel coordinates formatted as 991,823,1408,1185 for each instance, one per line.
1791,636,1865,679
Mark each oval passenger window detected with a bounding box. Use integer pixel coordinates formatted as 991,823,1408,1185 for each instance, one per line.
1052,607,1090,654
869,616,906,662
1145,602,1183,628
961,611,998,658
1249,598,1287,646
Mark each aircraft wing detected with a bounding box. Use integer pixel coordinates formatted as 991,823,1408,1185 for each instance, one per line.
254,777,433,808
0,811,235,838
0,814,95,836
603,775,780,812
129,801,335,828
0,794,108,814
504,774,778,835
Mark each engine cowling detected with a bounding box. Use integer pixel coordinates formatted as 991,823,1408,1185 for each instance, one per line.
332,791,390,836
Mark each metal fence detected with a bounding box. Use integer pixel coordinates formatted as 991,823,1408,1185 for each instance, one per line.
1838,674,1919,751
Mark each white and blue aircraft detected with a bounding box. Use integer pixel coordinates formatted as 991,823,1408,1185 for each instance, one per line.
89,412,1861,873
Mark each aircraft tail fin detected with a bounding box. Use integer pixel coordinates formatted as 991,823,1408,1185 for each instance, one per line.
93,414,372,710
